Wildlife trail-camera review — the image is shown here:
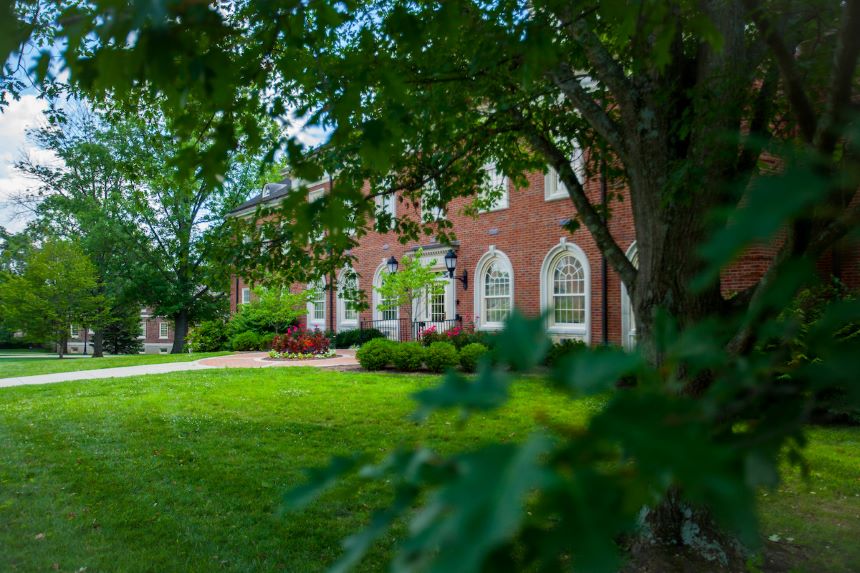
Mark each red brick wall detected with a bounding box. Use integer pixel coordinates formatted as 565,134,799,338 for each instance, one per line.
229,172,859,345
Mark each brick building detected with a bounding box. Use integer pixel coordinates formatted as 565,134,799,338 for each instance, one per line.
228,166,859,347
67,308,174,354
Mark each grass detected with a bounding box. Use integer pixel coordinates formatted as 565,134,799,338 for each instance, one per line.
0,368,856,573
0,352,230,379
0,348,51,355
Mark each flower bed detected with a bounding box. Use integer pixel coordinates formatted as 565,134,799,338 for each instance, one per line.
268,349,337,360
267,327,333,360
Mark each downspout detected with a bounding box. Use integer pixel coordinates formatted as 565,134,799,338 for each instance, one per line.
601,161,609,345
328,173,336,334
234,277,240,311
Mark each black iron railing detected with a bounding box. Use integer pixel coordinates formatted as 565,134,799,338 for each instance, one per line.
359,317,462,342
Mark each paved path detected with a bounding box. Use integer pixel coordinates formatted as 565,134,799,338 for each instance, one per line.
0,350,359,389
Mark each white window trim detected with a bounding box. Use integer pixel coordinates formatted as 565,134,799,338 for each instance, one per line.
70,325,78,338
544,143,587,202
139,320,147,339
306,279,326,330
159,322,170,339
337,268,360,332
539,238,591,343
241,287,251,305
620,241,639,350
375,192,397,220
372,261,401,321
473,246,514,331
421,181,446,222
479,163,509,212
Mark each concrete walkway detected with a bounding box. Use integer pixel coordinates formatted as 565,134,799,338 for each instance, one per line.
0,350,359,389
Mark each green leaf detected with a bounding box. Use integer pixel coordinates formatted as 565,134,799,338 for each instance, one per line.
494,311,550,371
553,347,644,396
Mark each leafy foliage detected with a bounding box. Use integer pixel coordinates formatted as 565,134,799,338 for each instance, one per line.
423,341,459,374
332,328,385,349
271,327,331,355
374,249,445,314
391,341,426,372
355,338,396,371
186,319,230,352
458,342,489,373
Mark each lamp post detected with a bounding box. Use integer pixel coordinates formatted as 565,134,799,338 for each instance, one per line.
444,249,468,290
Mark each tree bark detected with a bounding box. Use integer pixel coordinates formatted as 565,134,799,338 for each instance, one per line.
171,311,189,354
92,329,104,357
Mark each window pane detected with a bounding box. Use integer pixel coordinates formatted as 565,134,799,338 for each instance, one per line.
483,261,511,324
552,255,585,325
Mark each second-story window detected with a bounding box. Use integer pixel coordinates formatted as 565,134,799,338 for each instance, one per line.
242,288,251,305
159,322,170,339
545,142,586,201
421,182,446,222
479,163,509,212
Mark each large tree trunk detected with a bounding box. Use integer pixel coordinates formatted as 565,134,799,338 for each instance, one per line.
171,311,189,354
92,329,104,358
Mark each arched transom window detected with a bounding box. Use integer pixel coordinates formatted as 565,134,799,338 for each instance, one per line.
474,247,514,330
540,241,590,341
551,255,586,325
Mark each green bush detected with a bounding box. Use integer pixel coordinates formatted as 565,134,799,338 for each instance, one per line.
392,342,426,372
356,337,396,370
425,341,459,373
544,338,587,367
459,342,488,373
334,328,386,349
259,332,277,350
229,331,262,351
187,319,229,352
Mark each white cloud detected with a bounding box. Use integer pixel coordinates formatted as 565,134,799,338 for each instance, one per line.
0,94,58,232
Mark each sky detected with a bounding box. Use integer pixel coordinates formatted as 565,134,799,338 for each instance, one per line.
0,93,58,232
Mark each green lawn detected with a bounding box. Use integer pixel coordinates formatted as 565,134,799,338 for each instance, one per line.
0,368,856,572
0,352,230,379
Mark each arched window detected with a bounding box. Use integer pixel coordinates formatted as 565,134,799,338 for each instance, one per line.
540,240,590,341
474,247,513,330
620,242,639,350
337,269,359,332
306,279,326,330
372,262,400,340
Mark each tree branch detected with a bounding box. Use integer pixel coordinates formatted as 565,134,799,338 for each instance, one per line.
525,124,638,293
742,0,818,143
818,0,860,155
550,63,630,165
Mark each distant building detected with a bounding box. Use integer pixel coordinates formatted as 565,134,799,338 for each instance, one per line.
67,308,174,354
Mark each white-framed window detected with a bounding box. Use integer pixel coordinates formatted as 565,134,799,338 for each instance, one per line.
544,142,587,201
540,240,590,341
241,287,251,305
70,325,78,338
337,269,360,331
373,263,400,321
479,163,509,212
159,322,169,339
421,181,446,222
139,320,147,339
306,279,326,328
375,192,397,221
474,247,514,330
620,242,639,350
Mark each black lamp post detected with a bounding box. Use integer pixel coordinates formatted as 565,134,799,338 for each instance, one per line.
444,249,468,290
386,256,398,274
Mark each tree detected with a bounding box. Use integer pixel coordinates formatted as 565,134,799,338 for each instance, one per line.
101,303,144,355
14,100,277,353
13,107,146,357
5,0,860,569
0,239,104,358
374,248,445,319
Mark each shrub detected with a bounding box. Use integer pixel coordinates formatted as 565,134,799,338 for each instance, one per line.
272,326,331,355
459,342,489,373
334,328,386,349
229,331,262,351
425,341,459,373
356,337,396,370
259,332,277,350
392,342,426,372
544,338,587,367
